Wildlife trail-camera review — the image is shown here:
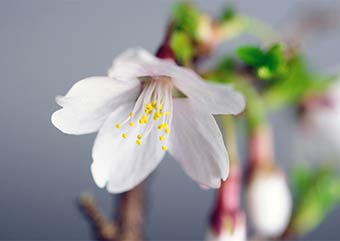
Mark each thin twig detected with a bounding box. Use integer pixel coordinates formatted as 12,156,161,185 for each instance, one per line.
79,183,146,241
79,193,118,241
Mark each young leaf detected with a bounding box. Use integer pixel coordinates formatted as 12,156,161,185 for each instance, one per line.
220,5,236,22
237,45,265,67
172,2,201,39
170,31,194,66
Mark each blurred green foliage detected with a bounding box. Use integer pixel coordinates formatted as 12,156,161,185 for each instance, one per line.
220,5,236,22
291,166,340,236
237,43,286,80
264,55,332,109
172,2,201,40
170,31,194,66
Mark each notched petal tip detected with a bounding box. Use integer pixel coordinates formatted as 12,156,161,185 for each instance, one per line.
90,164,107,189
51,109,67,134
51,109,75,135
55,95,66,107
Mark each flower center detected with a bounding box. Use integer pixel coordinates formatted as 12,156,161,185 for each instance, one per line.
115,76,173,151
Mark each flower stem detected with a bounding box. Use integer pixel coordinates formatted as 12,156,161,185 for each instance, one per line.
248,124,275,168
118,183,145,241
209,116,245,235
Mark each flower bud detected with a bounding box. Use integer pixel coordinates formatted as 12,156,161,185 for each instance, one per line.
246,168,292,237
207,167,246,241
207,212,246,241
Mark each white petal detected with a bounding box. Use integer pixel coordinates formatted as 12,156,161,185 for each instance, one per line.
91,102,166,193
168,99,229,188
51,77,140,135
108,47,158,79
108,47,178,79
168,66,246,115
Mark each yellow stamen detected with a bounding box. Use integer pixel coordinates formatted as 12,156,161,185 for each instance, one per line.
159,135,165,141
129,121,135,127
158,123,168,130
146,103,153,110
136,139,142,145
129,112,133,118
162,145,168,151
165,111,170,116
146,109,153,114
153,112,162,120
159,104,163,111
116,123,121,129
165,127,170,134
145,103,153,113
152,100,157,108
137,134,143,140
122,133,128,139
139,115,149,124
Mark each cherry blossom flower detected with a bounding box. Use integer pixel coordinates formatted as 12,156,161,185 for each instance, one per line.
51,48,245,193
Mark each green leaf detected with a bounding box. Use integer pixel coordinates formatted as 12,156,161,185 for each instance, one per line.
220,5,236,22
264,43,286,72
170,31,194,66
264,55,333,109
237,45,265,67
237,43,287,80
172,2,201,39
293,166,313,198
216,57,236,72
291,165,340,236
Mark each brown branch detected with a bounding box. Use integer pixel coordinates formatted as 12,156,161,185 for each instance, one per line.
79,193,118,241
118,184,145,241
79,183,146,241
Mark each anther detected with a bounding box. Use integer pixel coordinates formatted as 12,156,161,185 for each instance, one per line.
165,111,170,116
136,139,142,145
137,134,143,140
159,135,165,141
122,133,128,139
116,123,121,129
162,145,168,151
129,121,135,127
146,103,153,110
129,112,133,118
153,112,162,120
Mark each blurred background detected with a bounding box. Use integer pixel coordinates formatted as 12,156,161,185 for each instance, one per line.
0,0,340,240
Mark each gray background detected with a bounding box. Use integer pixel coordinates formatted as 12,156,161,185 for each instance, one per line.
0,0,340,240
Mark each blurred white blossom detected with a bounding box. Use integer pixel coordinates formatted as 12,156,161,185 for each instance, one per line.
296,79,340,164
247,169,292,237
